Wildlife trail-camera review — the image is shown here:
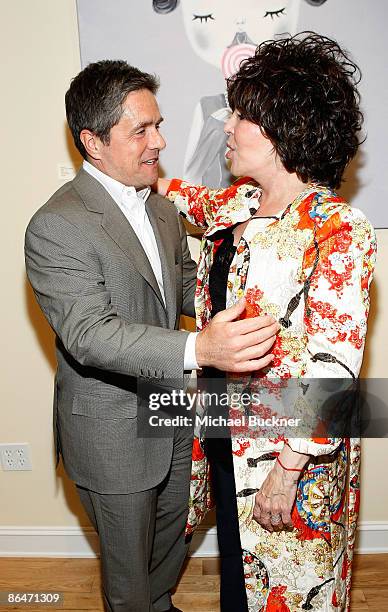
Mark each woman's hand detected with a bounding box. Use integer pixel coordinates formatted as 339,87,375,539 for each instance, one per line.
253,446,310,532
152,178,170,197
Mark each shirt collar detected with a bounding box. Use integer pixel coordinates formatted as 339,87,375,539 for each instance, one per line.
83,160,151,206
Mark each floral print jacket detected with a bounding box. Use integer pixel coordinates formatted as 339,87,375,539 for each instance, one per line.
166,177,376,611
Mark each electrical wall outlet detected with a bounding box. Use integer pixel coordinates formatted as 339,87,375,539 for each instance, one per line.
0,443,32,471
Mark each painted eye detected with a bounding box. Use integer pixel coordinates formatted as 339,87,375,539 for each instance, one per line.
263,8,286,19
192,13,215,23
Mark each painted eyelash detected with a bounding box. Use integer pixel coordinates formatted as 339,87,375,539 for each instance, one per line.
263,8,286,19
192,13,215,23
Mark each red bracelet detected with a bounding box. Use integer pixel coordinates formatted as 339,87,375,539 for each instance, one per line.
276,456,304,472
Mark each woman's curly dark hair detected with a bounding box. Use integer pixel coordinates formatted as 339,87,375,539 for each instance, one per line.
227,32,363,189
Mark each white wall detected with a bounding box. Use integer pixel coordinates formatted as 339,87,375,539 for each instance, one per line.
0,0,387,548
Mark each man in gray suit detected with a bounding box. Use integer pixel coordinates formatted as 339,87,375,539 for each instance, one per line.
25,60,278,612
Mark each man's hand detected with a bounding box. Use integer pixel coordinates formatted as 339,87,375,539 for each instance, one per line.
195,298,280,372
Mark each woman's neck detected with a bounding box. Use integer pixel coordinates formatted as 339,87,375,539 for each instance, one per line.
255,170,310,217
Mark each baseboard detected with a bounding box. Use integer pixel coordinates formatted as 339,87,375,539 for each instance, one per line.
355,522,388,553
0,522,387,557
190,527,218,557
0,527,99,558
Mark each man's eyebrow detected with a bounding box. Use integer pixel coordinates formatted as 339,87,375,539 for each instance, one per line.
127,116,164,130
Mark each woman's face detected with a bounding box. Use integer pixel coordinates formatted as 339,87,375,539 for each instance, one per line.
224,110,276,179
182,0,300,75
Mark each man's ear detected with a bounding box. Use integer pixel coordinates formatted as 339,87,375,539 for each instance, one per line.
80,129,104,160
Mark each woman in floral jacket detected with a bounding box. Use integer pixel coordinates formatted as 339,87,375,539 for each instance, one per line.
159,34,376,611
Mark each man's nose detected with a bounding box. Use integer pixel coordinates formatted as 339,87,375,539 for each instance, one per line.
150,128,166,150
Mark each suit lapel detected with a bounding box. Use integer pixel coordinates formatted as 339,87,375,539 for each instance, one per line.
72,169,165,308
146,194,177,329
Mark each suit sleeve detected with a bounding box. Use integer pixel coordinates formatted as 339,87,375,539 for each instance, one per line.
178,215,197,318
25,211,190,384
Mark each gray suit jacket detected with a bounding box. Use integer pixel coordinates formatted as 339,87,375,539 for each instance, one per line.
25,169,197,493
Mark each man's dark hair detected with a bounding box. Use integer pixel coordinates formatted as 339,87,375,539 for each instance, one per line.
227,33,363,189
65,60,159,159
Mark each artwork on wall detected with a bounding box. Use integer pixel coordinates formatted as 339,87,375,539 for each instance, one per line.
153,0,325,188
77,0,387,227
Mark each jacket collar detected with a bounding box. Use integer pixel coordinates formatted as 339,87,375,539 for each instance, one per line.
72,168,176,318
204,183,262,238
203,183,334,239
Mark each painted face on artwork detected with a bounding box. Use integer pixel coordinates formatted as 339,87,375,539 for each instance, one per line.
181,0,300,77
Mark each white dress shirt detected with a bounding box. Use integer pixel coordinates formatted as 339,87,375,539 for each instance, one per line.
83,161,198,370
